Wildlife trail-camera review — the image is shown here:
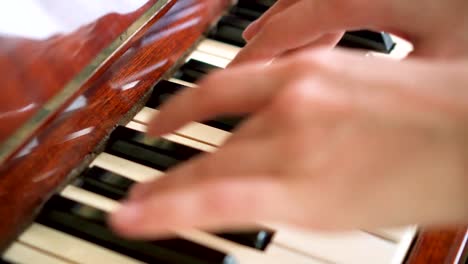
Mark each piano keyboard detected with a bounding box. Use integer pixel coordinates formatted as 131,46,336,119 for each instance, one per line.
2,1,417,263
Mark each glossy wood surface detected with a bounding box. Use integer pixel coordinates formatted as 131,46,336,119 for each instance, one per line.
0,0,230,250
407,227,467,263
0,0,162,145
0,0,466,262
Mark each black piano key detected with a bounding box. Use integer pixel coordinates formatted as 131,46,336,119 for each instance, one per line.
203,116,245,132
219,15,252,30
106,125,204,171
85,166,134,191
218,230,274,251
75,168,135,201
106,139,182,171
209,24,246,47
110,126,201,160
173,68,206,83
79,167,274,250
208,15,252,47
183,59,220,74
174,59,221,83
338,30,395,53
37,197,235,264
146,80,186,108
148,80,246,132
236,0,275,13
173,59,219,83
73,167,134,200
229,6,263,21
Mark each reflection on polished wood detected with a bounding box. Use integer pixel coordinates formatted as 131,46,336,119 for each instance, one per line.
406,228,467,263
0,0,161,146
0,0,466,262
0,0,230,249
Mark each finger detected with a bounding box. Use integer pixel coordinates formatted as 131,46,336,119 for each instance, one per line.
130,113,274,202
278,32,345,59
147,63,282,136
219,95,286,145
230,0,387,66
110,177,295,238
127,137,277,201
243,0,300,41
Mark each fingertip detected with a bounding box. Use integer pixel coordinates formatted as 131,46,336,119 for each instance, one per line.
108,202,143,236
146,117,172,138
243,19,260,41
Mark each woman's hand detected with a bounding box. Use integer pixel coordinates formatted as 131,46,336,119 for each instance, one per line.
109,49,468,238
230,0,468,65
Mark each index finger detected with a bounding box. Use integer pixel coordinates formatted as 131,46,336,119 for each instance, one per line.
147,62,282,136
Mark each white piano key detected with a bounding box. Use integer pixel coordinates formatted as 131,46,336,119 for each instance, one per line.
61,185,119,212
18,223,143,264
90,158,330,263
167,77,197,87
391,226,418,264
60,186,320,264
134,107,230,146
3,242,72,264
91,152,162,183
268,224,397,264
196,39,240,60
88,153,414,264
265,244,327,264
126,120,216,153
188,50,230,68
366,226,416,243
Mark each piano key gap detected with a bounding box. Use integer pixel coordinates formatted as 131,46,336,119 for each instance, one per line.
15,240,79,264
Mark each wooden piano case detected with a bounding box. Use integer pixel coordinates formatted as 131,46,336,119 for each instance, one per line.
0,0,466,263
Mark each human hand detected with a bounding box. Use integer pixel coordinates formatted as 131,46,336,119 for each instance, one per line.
110,49,468,238
231,0,468,65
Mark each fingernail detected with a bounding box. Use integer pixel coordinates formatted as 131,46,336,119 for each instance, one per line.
243,19,260,41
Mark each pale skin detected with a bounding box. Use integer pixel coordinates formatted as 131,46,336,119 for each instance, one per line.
109,0,468,238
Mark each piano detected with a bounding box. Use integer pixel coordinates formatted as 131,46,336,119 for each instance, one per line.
0,0,466,263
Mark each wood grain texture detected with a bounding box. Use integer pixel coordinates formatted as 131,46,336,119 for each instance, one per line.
0,0,160,144
0,0,230,250
406,227,467,264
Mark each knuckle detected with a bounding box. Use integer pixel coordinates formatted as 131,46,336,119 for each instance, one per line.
285,52,333,77
270,78,320,117
277,57,355,116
